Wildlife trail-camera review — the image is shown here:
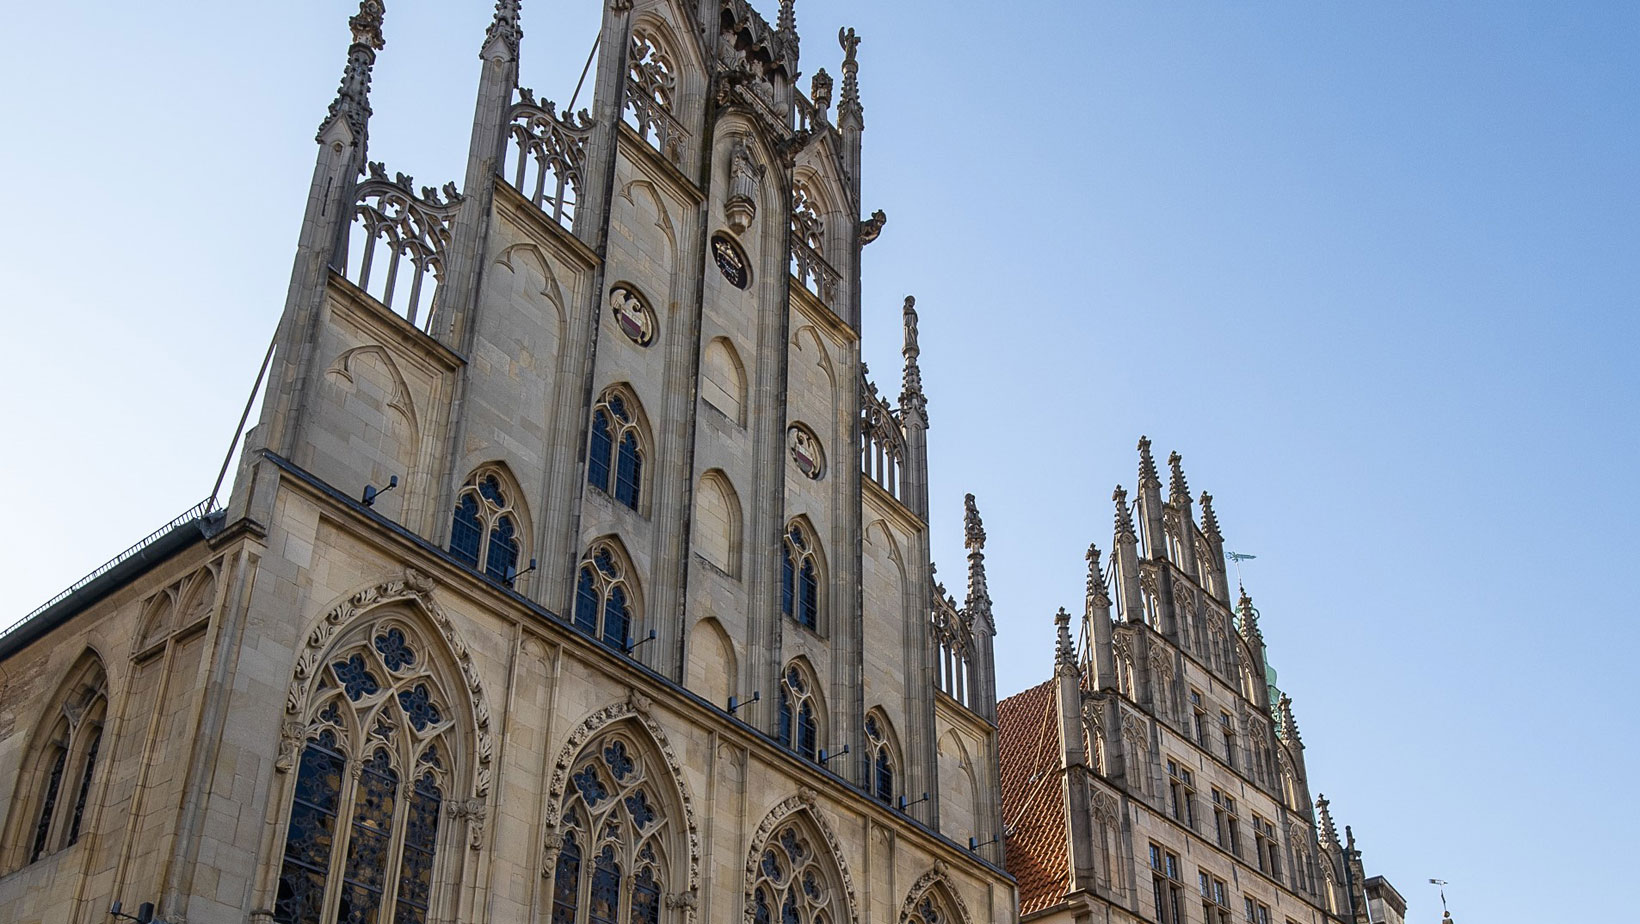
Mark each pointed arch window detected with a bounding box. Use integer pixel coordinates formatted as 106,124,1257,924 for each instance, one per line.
781,522,821,631
588,389,645,511
907,891,958,924
450,469,523,581
777,663,822,762
8,656,107,870
550,731,673,924
750,819,840,924
274,621,456,924
864,713,897,804
574,542,638,650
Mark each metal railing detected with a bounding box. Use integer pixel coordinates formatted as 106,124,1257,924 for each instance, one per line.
1,497,218,641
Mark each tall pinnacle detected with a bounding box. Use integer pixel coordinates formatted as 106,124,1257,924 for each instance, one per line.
321,0,387,142
777,0,797,42
900,296,925,416
1167,451,1190,503
1236,585,1262,643
963,493,991,618
484,0,523,58
1054,607,1077,673
837,27,862,125
1278,693,1303,746
1113,486,1137,539
1199,491,1222,540
1137,436,1161,490
1315,794,1341,847
1085,544,1109,606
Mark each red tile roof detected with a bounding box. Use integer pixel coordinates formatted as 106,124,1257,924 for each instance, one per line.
997,679,1070,917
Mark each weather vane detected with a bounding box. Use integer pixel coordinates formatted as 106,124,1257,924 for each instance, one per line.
1428,879,1451,920
1226,550,1257,589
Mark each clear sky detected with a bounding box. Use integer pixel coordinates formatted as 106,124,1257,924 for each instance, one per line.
1,1,1634,922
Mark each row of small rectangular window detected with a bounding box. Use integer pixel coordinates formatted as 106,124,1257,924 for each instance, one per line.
1164,762,1284,881
1150,844,1284,924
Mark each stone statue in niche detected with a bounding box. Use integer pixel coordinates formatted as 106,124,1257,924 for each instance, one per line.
724,135,763,235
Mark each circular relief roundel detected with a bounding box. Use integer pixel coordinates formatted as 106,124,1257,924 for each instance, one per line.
711,233,751,289
787,424,825,480
608,284,655,346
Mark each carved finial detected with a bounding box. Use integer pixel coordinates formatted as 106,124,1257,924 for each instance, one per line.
1113,486,1136,539
1054,608,1077,673
810,68,833,114
1236,586,1262,641
1137,436,1160,490
1278,693,1302,746
320,0,387,142
1199,491,1221,540
1315,794,1340,847
777,0,796,39
1085,544,1110,606
483,0,522,58
838,27,862,124
1167,451,1189,503
859,208,887,245
900,295,925,416
964,494,992,626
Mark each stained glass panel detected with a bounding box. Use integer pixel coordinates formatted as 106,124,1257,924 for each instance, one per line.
552,832,582,924
798,561,818,629
589,846,620,924
603,586,629,649
624,789,655,829
575,567,599,633
573,765,608,806
781,548,795,617
449,494,483,567
797,703,817,760
374,629,416,673
67,730,101,844
588,410,613,491
778,689,792,748
393,772,441,924
398,684,443,731
339,749,398,924
602,741,633,780
30,746,66,862
615,433,642,509
631,866,661,924
275,734,344,924
333,655,381,701
486,516,519,581
478,475,506,507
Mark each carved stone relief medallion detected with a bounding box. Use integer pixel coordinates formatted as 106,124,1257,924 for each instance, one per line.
787,424,825,480
609,284,656,346
711,233,751,289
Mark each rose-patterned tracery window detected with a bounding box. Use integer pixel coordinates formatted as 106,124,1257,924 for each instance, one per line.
777,662,822,762
781,521,822,631
750,820,839,924
450,469,522,582
574,541,638,650
275,621,455,924
551,731,671,924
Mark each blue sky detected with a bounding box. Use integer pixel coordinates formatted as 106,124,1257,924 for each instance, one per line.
1,2,1635,921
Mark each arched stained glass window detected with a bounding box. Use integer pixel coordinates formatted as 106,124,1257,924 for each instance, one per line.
864,713,896,804
588,389,646,511
13,654,107,871
274,620,456,924
750,818,841,924
907,891,959,924
573,542,639,650
550,731,673,924
449,469,524,582
781,522,821,631
777,663,822,763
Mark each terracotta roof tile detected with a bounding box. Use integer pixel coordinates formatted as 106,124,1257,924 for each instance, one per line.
997,679,1069,917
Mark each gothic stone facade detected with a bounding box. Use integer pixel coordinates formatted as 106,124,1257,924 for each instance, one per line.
0,2,1010,923
996,441,1397,924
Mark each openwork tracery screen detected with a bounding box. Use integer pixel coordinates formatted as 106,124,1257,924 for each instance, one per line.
275,619,456,924
550,731,671,924
751,822,838,924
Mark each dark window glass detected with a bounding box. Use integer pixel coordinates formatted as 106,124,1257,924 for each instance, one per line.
797,703,817,760
485,515,519,582
30,746,67,862
449,495,482,567
798,561,818,629
781,548,795,617
874,747,893,803
275,733,344,924
603,586,630,649
67,730,101,845
552,832,581,924
778,689,793,747
631,866,661,924
615,433,641,509
393,773,441,924
588,410,613,491
589,846,620,924
338,749,398,924
575,567,599,634
478,475,506,507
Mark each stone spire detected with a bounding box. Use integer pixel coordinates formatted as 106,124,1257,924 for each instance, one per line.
1055,608,1077,674
1085,544,1110,606
1237,586,1263,643
1199,491,1221,540
1137,436,1161,491
777,0,797,46
837,27,862,127
964,493,991,617
900,296,926,417
483,0,522,58
1278,693,1303,746
320,0,387,143
1167,451,1190,503
1316,794,1341,849
1112,486,1136,539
